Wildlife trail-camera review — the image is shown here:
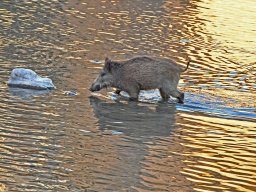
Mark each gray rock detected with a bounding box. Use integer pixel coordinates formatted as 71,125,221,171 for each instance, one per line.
7,68,55,90
64,90,77,96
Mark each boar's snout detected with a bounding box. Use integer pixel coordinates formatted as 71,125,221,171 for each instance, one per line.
89,84,100,92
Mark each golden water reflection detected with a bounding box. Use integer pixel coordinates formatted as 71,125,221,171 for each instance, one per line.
195,0,256,64
177,113,256,192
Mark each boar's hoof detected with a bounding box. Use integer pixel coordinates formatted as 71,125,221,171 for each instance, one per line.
177,93,185,104
178,99,184,104
114,89,121,95
129,97,138,102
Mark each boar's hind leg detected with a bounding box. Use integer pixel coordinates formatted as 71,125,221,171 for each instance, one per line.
170,89,184,104
159,88,170,101
162,81,184,104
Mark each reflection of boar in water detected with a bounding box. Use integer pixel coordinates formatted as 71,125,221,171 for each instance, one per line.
89,56,190,103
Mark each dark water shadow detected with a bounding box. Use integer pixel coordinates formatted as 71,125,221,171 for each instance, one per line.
89,96,177,138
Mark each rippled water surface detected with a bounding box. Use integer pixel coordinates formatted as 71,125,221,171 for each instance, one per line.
0,0,255,191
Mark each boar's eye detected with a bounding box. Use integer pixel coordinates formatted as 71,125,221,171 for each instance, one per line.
101,72,106,77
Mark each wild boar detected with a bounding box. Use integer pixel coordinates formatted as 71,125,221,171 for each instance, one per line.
89,56,190,103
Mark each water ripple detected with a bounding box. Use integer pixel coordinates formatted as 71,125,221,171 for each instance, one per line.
0,0,255,191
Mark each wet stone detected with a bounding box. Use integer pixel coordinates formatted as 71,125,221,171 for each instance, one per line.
89,59,104,64
64,90,77,96
7,68,55,90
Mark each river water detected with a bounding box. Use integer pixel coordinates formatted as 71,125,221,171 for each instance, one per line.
0,0,255,191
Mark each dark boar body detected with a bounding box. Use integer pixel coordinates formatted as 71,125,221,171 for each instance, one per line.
90,56,190,103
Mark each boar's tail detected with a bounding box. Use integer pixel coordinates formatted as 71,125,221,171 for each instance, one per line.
182,58,191,72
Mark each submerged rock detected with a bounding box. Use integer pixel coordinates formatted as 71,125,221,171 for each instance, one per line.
7,68,55,90
8,87,52,99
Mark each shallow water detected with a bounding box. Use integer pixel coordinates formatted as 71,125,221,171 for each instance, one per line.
0,0,255,191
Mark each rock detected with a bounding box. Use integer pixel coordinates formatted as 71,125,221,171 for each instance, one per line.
7,68,55,90
64,90,77,96
179,39,191,43
89,59,104,64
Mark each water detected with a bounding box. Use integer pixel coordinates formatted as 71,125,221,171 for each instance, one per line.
0,0,255,191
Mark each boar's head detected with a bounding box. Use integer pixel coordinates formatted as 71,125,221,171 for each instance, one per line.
89,57,119,92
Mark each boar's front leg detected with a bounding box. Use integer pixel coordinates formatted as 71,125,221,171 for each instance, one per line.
128,89,140,101
126,84,140,101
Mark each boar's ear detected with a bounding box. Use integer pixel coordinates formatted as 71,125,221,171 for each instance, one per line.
104,57,112,72
104,57,120,73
